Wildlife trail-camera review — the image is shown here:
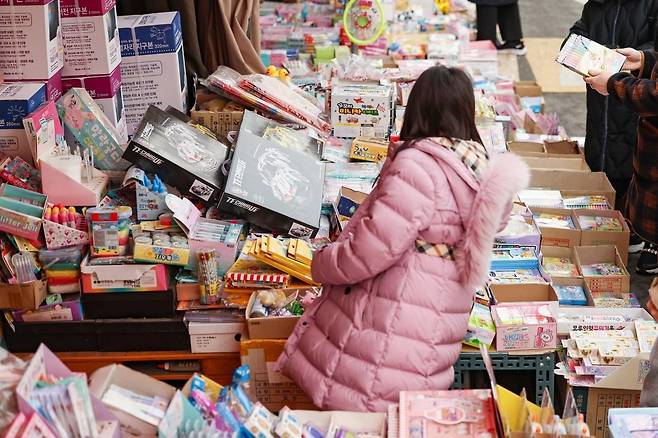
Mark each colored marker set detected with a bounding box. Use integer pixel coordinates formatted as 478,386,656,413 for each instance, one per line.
142,174,167,195
44,205,81,230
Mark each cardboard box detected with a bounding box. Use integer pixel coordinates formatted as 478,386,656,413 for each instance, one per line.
0,279,46,310
540,245,580,278
491,301,558,351
349,136,389,163
16,344,121,438
530,170,616,208
190,89,244,139
118,12,187,136
80,256,169,293
573,354,649,438
331,82,395,138
60,0,121,76
508,141,546,155
189,320,247,353
62,65,127,141
574,245,630,294
557,306,654,335
336,186,368,218
514,80,544,113
89,364,176,437
123,105,229,203
245,288,317,339
575,209,630,264
0,82,47,163
240,338,316,411
552,276,595,306
57,87,128,171
544,140,581,155
522,156,590,171
219,111,324,237
0,0,64,81
531,207,581,248
490,283,558,304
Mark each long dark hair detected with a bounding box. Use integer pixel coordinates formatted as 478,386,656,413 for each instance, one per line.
399,66,482,147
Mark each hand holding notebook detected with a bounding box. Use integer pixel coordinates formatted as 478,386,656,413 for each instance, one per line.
556,34,626,77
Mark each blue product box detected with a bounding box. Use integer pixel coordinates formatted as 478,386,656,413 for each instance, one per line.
0,83,47,130
118,11,183,57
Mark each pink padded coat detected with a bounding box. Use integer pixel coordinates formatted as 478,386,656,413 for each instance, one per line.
276,138,530,412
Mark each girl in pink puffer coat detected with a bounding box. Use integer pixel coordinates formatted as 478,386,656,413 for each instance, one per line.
277,66,530,412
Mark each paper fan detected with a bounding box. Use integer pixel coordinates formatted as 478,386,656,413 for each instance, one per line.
343,0,386,46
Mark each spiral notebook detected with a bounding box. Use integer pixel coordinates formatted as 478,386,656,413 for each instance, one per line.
556,34,626,77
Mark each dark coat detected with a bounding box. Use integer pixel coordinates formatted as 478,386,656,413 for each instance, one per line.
566,0,655,183
609,50,658,244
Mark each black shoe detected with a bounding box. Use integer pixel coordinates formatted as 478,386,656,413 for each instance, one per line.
637,244,658,275
497,40,527,56
629,233,646,254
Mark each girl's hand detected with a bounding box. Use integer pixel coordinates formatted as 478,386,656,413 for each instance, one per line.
617,47,642,71
584,69,612,96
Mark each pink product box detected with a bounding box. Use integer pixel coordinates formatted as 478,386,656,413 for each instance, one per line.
61,0,120,76
492,301,558,351
62,65,127,140
0,0,64,81
59,0,115,17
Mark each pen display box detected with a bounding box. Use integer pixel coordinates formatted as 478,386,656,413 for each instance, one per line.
118,12,187,136
219,111,324,238
0,184,46,240
0,83,47,163
123,105,229,203
57,87,128,171
166,194,244,275
491,301,558,351
0,0,64,81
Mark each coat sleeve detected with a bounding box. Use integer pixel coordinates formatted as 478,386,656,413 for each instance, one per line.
608,51,658,117
311,151,436,285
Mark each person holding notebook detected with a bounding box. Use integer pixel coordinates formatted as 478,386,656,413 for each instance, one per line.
586,47,658,276
564,0,657,272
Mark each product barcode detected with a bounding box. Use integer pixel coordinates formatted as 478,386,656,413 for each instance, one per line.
93,230,118,250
